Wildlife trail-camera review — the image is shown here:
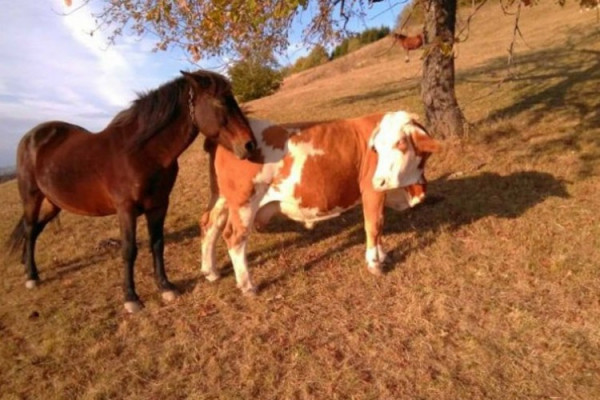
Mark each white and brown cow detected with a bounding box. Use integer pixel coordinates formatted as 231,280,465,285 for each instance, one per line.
200,111,440,294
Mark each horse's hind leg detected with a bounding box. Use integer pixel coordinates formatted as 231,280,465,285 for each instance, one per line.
22,196,61,288
145,206,178,302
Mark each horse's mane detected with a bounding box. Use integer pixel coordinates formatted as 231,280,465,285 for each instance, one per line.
108,70,231,149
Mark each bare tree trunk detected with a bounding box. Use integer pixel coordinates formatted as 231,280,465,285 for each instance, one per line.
421,0,465,138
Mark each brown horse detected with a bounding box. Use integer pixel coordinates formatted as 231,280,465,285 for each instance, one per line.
392,32,425,62
7,70,257,313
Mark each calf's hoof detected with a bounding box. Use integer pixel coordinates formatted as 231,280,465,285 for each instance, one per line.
202,271,221,282
367,265,384,277
124,301,144,314
240,286,258,297
161,290,179,303
25,279,38,289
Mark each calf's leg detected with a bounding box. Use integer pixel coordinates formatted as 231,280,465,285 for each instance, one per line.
200,197,228,281
222,203,257,295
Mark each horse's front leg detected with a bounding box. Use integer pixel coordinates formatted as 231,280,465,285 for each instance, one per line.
200,197,228,282
117,208,142,313
145,206,179,302
362,190,387,276
222,202,258,295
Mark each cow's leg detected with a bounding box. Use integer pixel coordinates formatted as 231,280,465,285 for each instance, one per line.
200,197,228,282
362,191,387,276
405,49,410,63
222,202,257,295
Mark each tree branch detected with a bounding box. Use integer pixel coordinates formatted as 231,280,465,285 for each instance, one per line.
507,1,521,66
456,0,488,43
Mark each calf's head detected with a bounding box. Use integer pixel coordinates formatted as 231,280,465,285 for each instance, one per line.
369,111,440,191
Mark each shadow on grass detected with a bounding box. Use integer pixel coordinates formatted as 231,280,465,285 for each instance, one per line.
327,81,419,108
43,253,113,284
463,27,600,177
196,170,568,291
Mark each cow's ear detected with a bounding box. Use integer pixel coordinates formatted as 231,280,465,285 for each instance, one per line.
368,126,380,151
411,130,441,153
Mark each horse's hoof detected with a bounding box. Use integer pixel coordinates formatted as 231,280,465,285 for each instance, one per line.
202,271,220,282
25,280,38,289
124,301,144,313
161,290,178,302
367,265,384,277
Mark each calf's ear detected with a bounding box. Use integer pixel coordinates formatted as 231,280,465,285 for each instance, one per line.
368,126,380,150
411,130,441,153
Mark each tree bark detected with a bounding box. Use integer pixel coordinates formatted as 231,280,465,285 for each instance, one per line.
421,0,465,138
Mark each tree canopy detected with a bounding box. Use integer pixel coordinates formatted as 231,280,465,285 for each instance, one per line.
75,0,393,61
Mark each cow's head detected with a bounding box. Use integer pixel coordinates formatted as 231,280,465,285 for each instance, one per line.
369,111,440,191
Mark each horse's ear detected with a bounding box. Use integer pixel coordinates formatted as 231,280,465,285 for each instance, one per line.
180,70,212,90
181,70,198,89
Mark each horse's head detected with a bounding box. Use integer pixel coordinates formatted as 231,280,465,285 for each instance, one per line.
369,111,440,191
181,70,257,159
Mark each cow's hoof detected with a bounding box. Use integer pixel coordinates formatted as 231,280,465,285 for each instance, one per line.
124,301,144,314
25,280,38,289
161,290,179,302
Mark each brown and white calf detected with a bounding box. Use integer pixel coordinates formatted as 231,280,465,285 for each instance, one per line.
200,111,440,294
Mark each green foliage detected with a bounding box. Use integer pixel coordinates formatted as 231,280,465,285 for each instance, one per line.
289,45,329,74
228,57,283,102
329,26,390,60
286,26,390,75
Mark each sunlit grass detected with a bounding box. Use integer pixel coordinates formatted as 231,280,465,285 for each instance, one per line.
1,2,599,399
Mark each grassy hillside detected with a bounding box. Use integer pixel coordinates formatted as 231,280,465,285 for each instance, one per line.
1,2,599,399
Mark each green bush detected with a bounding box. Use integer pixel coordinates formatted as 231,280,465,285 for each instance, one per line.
288,45,329,74
228,57,283,102
330,26,390,60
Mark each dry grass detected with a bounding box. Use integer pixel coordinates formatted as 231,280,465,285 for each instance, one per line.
2,2,600,399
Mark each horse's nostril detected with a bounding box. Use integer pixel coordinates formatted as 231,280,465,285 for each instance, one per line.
245,140,256,153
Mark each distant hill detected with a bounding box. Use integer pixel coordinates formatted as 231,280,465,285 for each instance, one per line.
0,166,16,183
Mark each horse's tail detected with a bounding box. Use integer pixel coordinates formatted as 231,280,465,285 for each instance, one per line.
6,215,25,256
